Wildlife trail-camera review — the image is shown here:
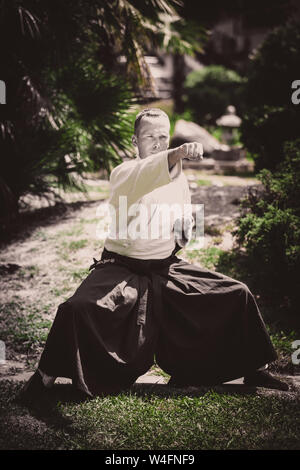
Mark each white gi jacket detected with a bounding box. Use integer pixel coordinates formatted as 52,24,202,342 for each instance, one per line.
104,150,194,259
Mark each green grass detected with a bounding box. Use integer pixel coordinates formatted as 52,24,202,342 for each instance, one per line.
56,224,85,238
69,267,90,281
205,225,222,236
33,230,48,241
19,265,40,278
50,286,72,297
0,301,52,352
56,239,88,259
197,179,212,186
67,240,88,251
267,328,299,356
212,236,223,245
62,392,299,450
79,217,102,224
1,380,299,450
186,247,224,270
150,363,171,379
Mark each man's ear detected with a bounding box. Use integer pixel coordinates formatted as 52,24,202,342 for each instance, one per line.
132,135,137,146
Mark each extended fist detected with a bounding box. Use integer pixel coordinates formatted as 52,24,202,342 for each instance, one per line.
177,142,203,160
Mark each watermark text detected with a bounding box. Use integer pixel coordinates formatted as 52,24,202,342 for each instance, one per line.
291,80,300,104
0,340,5,364
95,198,204,250
0,80,6,104
291,340,300,365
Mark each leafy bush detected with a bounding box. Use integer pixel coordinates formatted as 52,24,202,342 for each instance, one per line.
0,57,135,219
183,65,245,125
0,2,138,219
234,139,300,328
0,0,194,218
240,22,300,171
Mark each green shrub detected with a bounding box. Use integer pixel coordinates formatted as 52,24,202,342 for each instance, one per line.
0,54,135,219
1,0,193,218
183,65,245,125
241,22,300,171
234,139,300,328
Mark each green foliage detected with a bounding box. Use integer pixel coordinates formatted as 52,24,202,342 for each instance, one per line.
207,126,242,146
186,246,224,270
183,65,245,125
240,22,300,171
0,1,138,217
0,0,197,218
0,63,135,217
234,139,300,328
169,109,194,135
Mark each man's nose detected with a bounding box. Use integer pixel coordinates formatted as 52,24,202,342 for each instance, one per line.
153,140,160,149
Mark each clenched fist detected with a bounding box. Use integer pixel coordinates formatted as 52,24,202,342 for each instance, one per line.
177,142,204,160
167,141,204,170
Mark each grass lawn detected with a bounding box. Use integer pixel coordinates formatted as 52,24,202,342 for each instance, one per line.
0,379,299,450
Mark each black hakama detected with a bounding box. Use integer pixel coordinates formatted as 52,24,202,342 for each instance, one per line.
38,247,277,396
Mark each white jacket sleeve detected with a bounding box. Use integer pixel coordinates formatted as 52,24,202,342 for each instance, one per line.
109,151,182,208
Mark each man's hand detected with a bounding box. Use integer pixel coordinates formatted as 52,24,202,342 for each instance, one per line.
177,142,204,160
168,142,203,170
173,216,194,248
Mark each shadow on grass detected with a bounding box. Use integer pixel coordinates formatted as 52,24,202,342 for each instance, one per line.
0,200,101,249
0,381,81,449
11,383,85,425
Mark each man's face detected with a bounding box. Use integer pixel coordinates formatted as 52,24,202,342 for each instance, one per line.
133,115,170,159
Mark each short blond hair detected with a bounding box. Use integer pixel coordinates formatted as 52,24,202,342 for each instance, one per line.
134,108,169,135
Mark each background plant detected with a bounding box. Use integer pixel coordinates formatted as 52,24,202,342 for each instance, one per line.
233,138,300,329
240,21,300,171
0,0,197,219
183,65,245,125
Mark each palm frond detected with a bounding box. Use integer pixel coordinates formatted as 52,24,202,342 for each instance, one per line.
18,6,41,38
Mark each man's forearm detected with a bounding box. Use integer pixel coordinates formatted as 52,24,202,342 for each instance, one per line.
167,148,181,170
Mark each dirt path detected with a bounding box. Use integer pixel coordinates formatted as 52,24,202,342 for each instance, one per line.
0,180,110,375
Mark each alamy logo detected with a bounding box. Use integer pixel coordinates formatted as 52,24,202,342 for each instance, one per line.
291,80,300,105
0,340,5,364
95,198,205,250
291,340,300,365
0,80,6,104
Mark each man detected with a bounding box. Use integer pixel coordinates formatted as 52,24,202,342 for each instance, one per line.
18,108,288,404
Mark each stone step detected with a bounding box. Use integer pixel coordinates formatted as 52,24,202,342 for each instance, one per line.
183,157,254,174
1,361,299,389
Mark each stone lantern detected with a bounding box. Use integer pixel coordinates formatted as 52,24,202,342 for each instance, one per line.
216,105,241,145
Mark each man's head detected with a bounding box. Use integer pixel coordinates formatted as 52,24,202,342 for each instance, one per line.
132,108,170,159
